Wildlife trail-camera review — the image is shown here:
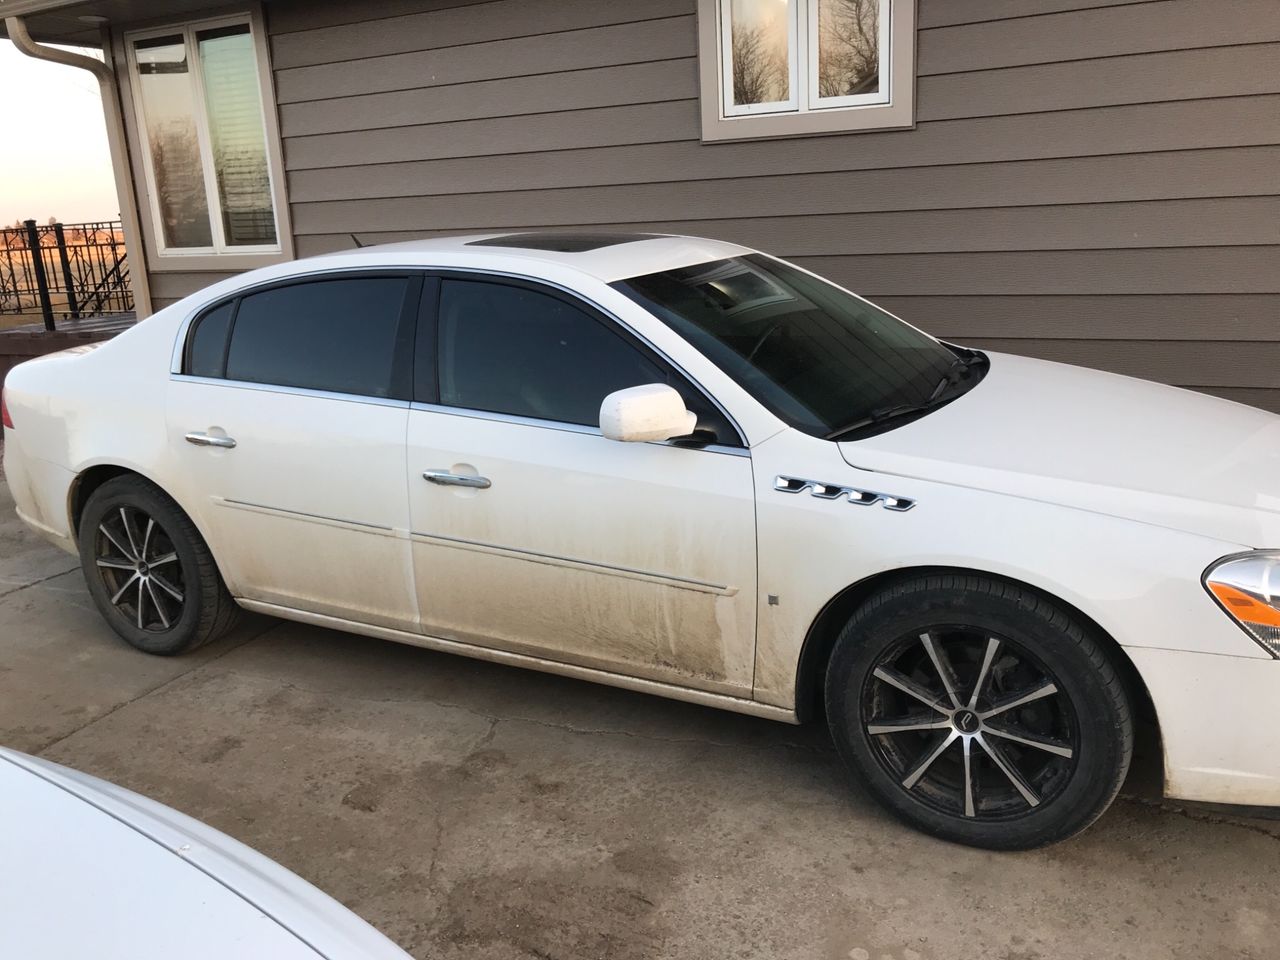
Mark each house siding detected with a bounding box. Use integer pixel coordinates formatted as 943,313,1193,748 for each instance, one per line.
147,272,240,313
192,0,1280,409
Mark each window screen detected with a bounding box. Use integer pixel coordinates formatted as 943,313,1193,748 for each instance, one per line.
225,277,409,398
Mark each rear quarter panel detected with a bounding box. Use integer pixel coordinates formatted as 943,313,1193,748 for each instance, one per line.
3,311,185,544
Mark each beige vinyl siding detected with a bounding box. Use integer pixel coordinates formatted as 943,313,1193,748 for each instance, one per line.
262,0,1280,412
147,271,239,312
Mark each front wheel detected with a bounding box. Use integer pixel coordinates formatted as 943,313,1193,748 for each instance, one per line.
825,575,1133,850
79,475,240,655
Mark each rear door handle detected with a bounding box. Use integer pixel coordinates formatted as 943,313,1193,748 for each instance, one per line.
185,431,237,449
423,469,490,489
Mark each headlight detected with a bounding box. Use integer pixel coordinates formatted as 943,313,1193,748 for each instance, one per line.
1204,551,1280,658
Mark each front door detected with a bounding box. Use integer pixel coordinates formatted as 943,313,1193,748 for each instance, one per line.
407,276,757,694
166,273,420,631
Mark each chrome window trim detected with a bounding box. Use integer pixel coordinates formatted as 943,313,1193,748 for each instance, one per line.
169,264,749,449
168,264,429,375
169,373,411,409
409,401,750,458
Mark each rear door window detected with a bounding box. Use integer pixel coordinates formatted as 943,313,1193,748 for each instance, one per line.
208,276,414,398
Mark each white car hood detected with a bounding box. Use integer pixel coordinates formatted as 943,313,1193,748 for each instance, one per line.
839,352,1280,547
0,749,409,960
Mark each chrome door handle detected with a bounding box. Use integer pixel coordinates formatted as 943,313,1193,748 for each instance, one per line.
423,469,490,489
185,432,237,449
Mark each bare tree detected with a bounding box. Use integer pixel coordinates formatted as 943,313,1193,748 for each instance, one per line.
817,0,879,98
732,23,786,105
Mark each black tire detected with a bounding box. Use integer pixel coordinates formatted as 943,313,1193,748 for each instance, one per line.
824,574,1133,850
78,475,240,656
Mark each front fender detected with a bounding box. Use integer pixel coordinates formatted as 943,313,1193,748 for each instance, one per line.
751,433,1264,711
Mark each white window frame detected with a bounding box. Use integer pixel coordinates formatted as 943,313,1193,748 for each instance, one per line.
719,0,800,117
807,0,892,111
124,13,286,260
699,0,915,142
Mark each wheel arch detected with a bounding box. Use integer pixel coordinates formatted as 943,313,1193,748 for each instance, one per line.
793,565,1161,770
68,464,137,543
67,465,226,584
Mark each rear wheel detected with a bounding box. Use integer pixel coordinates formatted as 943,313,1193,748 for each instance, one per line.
79,475,239,655
825,575,1133,849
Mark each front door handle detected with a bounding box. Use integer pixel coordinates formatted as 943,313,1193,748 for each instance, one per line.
423,469,491,489
185,431,237,449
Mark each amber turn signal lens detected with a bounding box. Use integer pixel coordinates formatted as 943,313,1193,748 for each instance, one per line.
1208,582,1280,629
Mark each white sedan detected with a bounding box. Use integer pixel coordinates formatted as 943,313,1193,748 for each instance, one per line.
0,747,409,958
4,233,1278,849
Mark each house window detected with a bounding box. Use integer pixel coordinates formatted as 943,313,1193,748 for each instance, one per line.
127,18,281,256
699,0,915,141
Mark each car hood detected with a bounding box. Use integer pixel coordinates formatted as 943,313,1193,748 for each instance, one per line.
839,352,1280,547
0,748,410,960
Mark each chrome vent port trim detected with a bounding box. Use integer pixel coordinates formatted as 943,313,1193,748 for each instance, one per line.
774,475,916,512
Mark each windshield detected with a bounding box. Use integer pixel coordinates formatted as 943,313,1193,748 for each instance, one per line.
612,254,981,440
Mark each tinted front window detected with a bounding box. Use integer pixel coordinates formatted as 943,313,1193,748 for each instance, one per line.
438,279,667,426
613,255,966,438
225,277,409,397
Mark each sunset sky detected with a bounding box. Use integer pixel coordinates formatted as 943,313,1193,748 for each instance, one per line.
0,41,119,226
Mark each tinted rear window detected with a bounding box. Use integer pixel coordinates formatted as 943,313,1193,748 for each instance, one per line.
225,277,410,398
186,301,234,378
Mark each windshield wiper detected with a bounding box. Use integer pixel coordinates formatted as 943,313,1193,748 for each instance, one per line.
823,401,939,441
824,350,987,442
928,350,985,402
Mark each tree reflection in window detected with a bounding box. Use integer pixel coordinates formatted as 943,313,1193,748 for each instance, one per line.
135,36,212,249
817,0,880,99
730,0,791,106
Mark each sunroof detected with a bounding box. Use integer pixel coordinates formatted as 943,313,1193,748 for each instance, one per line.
466,232,666,253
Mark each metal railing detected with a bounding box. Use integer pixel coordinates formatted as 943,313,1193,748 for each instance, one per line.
0,219,133,330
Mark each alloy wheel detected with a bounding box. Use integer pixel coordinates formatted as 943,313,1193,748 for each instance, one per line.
94,505,186,632
862,627,1079,820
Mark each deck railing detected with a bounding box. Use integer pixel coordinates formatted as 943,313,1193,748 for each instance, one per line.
0,219,133,330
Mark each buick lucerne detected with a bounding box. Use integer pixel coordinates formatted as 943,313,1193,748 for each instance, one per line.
5,233,1279,849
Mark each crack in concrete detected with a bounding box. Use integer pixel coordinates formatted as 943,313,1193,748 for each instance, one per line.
32,620,282,757
0,565,80,599
1120,795,1280,842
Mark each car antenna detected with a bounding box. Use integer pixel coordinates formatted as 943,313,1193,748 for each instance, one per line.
350,233,366,248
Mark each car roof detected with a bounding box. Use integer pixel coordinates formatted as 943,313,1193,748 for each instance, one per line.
328,231,754,283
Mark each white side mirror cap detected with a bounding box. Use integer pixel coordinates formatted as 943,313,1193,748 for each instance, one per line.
599,383,697,443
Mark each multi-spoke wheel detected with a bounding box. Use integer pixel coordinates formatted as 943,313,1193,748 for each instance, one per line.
826,575,1133,850
78,475,240,655
94,505,186,633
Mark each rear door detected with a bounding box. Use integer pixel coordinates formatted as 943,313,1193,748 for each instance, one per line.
166,272,421,631
406,275,758,695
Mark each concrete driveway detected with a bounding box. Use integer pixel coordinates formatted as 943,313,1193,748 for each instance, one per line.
1,478,1277,960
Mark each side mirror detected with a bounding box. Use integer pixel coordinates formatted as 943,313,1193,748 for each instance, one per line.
599,383,697,443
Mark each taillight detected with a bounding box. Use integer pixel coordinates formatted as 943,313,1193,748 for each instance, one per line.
1,389,12,429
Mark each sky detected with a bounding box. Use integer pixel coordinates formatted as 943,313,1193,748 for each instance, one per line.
0,40,120,226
